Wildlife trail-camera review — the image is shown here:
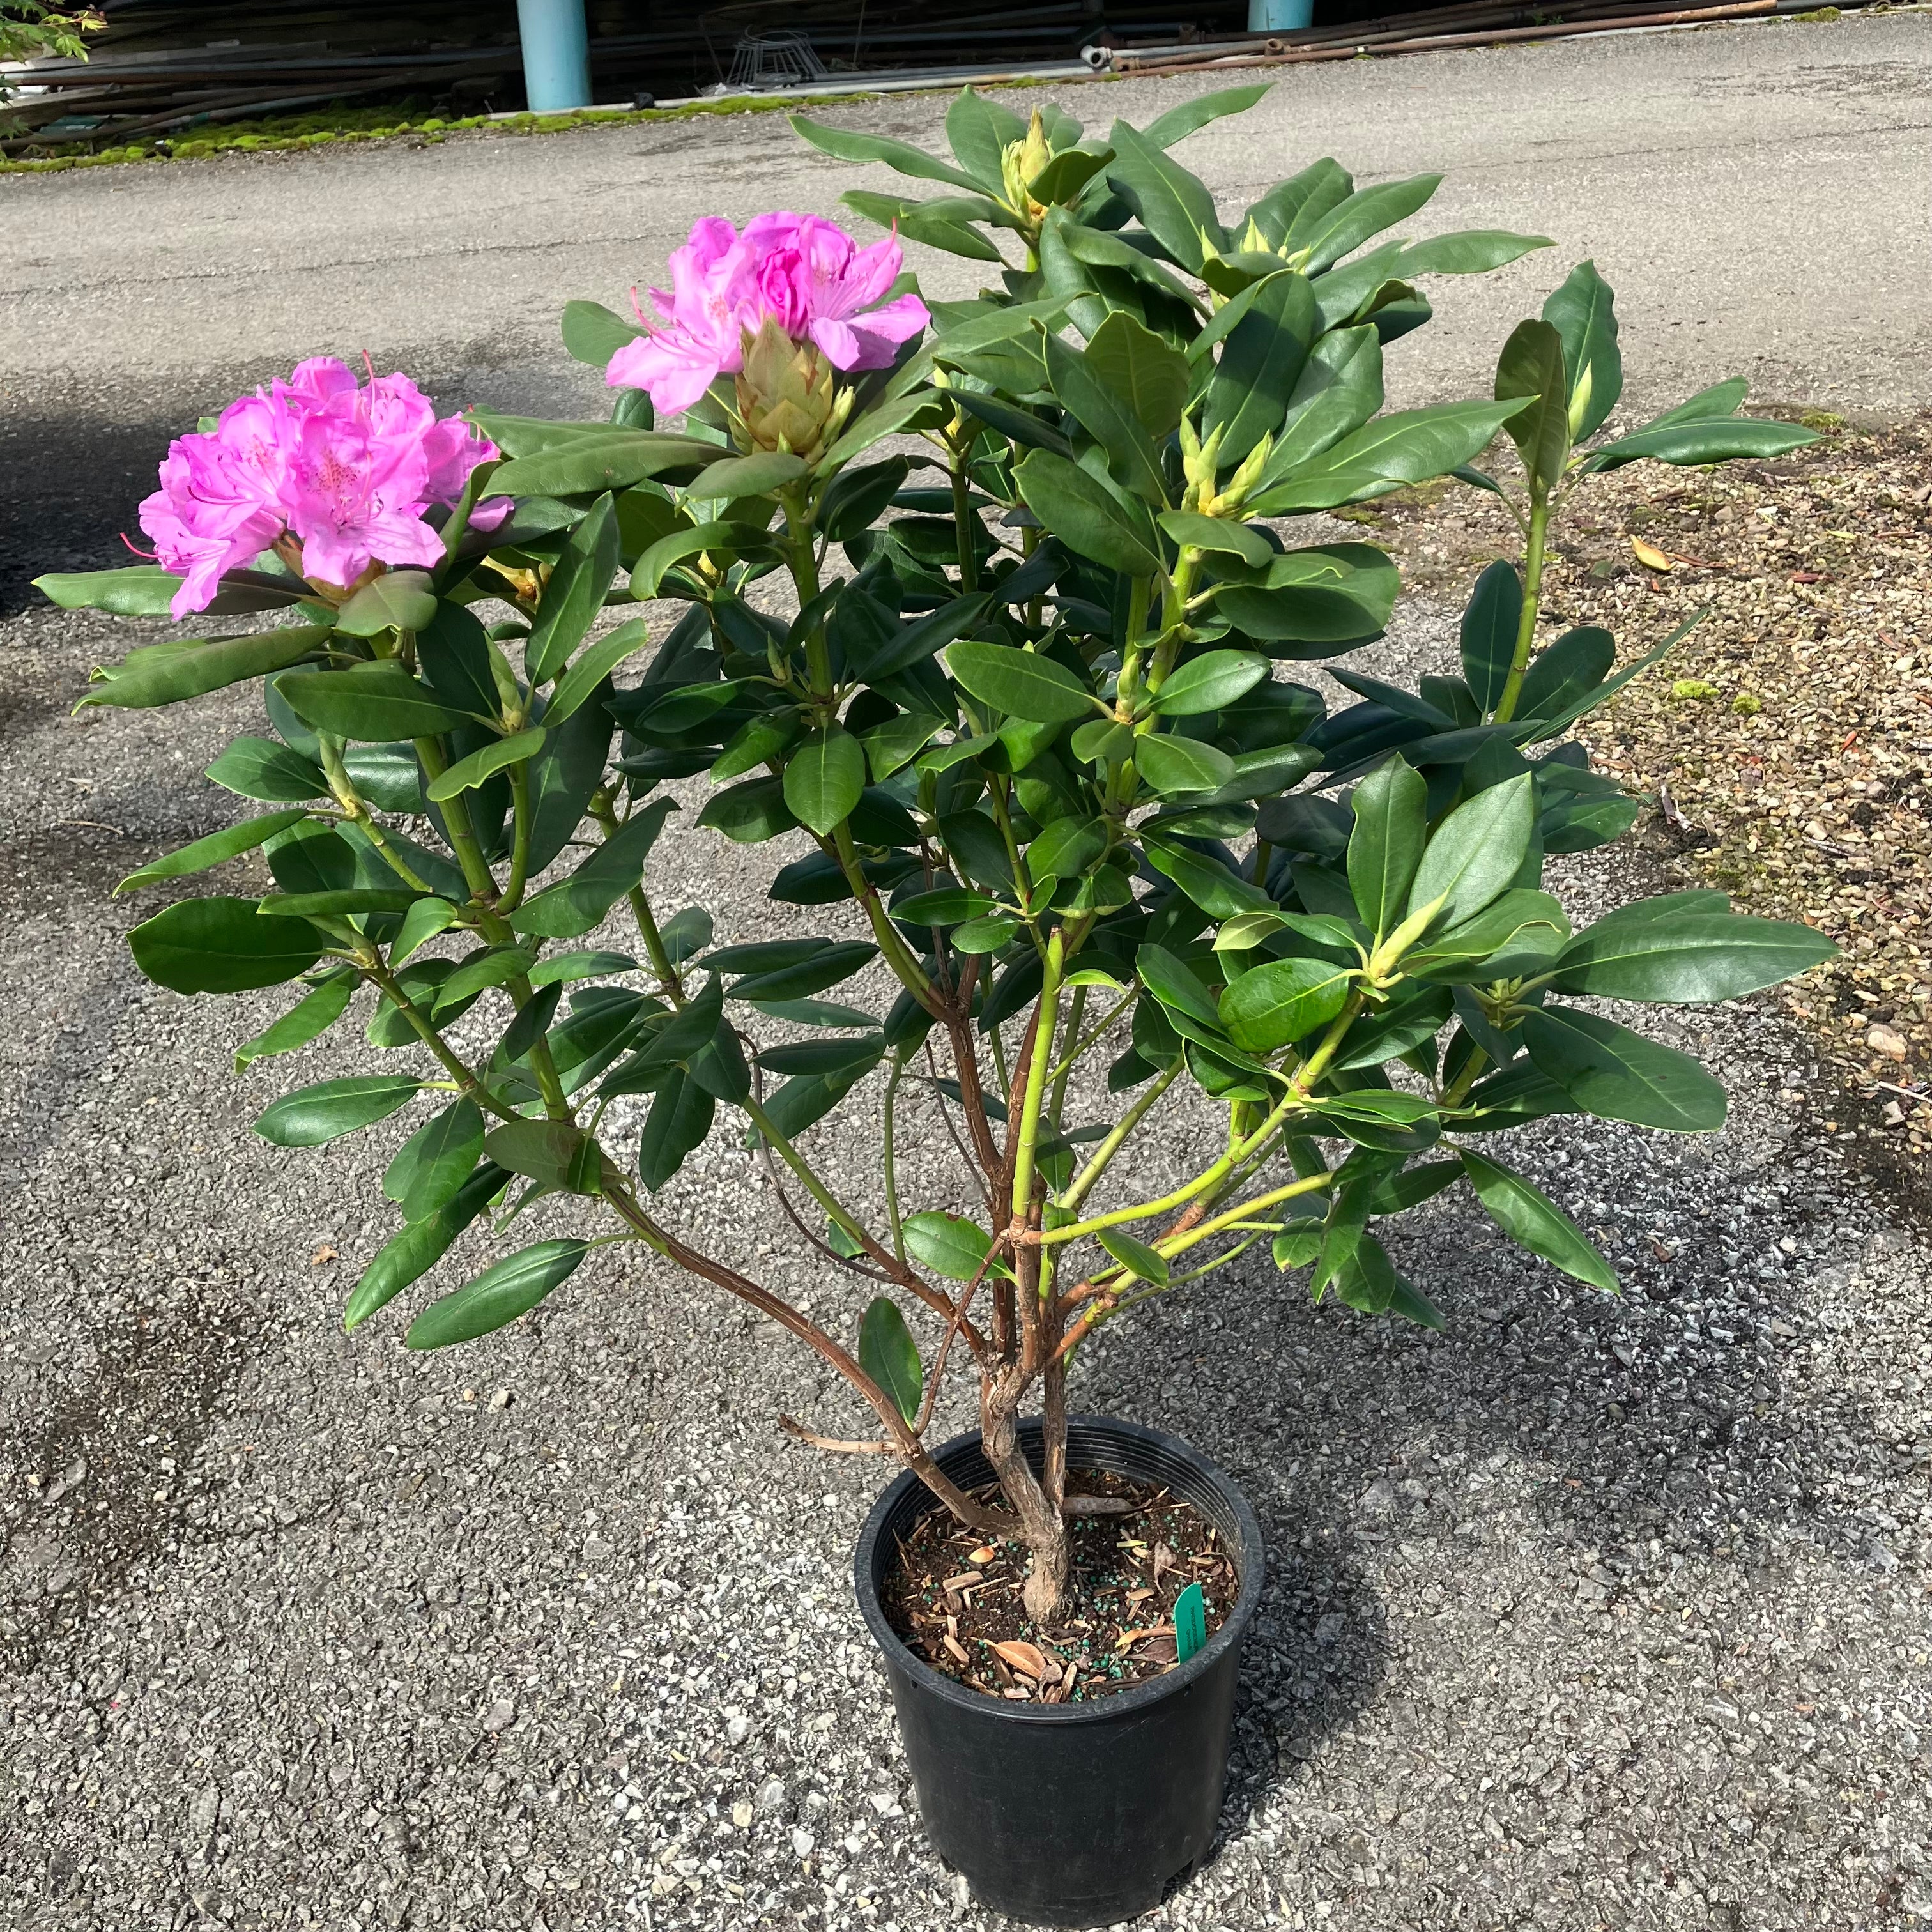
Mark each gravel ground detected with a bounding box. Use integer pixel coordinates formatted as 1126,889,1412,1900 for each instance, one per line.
5,23,1932,1931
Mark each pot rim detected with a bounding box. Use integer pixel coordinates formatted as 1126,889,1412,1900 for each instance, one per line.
852,1412,1265,1726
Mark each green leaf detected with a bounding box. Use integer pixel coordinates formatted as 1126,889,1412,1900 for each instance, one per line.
343,1163,507,1332
1043,328,1169,505
254,1073,421,1147
894,886,1002,926
1012,448,1163,579
949,640,1098,724
1213,542,1400,647
1085,310,1190,438
1294,172,1441,275
547,617,651,724
902,1211,1002,1283
1140,834,1271,917
1551,907,1835,1003
1347,756,1427,937
383,1098,486,1222
277,665,475,741
77,627,330,710
1407,773,1535,928
425,727,547,802
1586,416,1818,471
130,896,328,995
511,796,677,939
787,112,984,192
1206,269,1319,466
1140,81,1269,150
756,1036,887,1080
1459,1148,1618,1293
527,494,620,684
1251,401,1528,516
689,450,808,502
115,809,310,895
1158,511,1273,570
528,947,638,988
1104,118,1225,272
638,1068,716,1190
38,564,190,615
1514,627,1614,723
261,888,420,920
484,1118,595,1191
405,1238,590,1349
1494,318,1570,497
234,971,356,1070
858,1296,923,1424
1391,229,1552,279
562,297,646,368
1521,1006,1728,1133
1459,560,1522,717
1151,649,1268,717
205,736,330,803
783,727,867,836
1405,888,1568,981
1219,956,1353,1054
434,945,538,1011
1137,733,1236,797
390,896,460,965
488,432,717,498
696,775,797,845
945,85,1027,188
334,570,438,638
732,941,878,1002
1542,259,1621,443
1098,1225,1170,1287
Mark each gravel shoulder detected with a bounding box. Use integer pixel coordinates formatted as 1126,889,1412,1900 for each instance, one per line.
3,22,1931,1931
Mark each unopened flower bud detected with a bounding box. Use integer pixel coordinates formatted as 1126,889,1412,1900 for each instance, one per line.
999,111,1056,226
734,315,847,463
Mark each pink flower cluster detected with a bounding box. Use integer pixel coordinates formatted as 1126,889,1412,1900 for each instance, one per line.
607,213,930,417
139,358,503,620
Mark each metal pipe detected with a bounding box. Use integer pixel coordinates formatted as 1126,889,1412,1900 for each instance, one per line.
516,0,591,112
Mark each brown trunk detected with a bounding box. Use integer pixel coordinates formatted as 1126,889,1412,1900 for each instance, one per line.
981,1367,1071,1625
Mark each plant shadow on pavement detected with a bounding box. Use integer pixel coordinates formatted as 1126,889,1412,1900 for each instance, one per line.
1074,1100,1894,1862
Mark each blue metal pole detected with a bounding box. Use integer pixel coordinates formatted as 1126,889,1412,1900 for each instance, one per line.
1248,0,1315,26
517,0,593,112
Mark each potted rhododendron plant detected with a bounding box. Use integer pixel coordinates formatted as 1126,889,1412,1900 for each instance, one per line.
45,87,1834,1927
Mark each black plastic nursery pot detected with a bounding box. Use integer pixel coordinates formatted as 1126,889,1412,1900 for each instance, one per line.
853,1414,1266,1928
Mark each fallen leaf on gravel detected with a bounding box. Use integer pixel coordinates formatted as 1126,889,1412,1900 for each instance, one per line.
1630,537,1674,571
991,1640,1046,1678
967,1545,996,1564
309,1243,337,1266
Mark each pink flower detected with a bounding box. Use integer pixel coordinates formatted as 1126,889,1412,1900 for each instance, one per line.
137,358,502,619
606,211,929,418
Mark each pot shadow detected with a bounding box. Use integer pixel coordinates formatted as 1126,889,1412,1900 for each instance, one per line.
1068,1100,1899,1875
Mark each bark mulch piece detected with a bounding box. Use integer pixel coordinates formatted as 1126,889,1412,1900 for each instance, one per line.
1349,410,1932,1162
882,1469,1237,1703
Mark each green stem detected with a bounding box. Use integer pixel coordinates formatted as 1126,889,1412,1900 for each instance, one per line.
501,765,535,912
742,1091,876,1252
882,1049,909,1264
363,960,514,1121
592,797,683,1000
1059,1055,1181,1213
1048,985,1087,1129
1047,983,1137,1085
1252,835,1273,889
1008,930,1065,1223
1491,491,1551,725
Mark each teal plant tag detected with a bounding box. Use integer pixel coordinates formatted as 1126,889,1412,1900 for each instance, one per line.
1174,1582,1207,1663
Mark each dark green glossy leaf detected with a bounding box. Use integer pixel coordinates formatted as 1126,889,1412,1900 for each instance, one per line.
234,971,356,1070
1407,773,1535,926
1521,1006,1727,1132
1347,755,1427,937
1220,956,1353,1054
405,1238,590,1349
1551,907,1835,1003
384,1098,487,1221
1459,560,1522,717
1460,1147,1618,1292
783,727,867,836
858,1296,923,1424
278,665,475,740
342,1163,507,1332
527,493,620,684
949,639,1098,724
1012,447,1163,578
1542,258,1621,443
78,627,330,710
254,1073,420,1147
130,896,328,995
116,809,310,895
